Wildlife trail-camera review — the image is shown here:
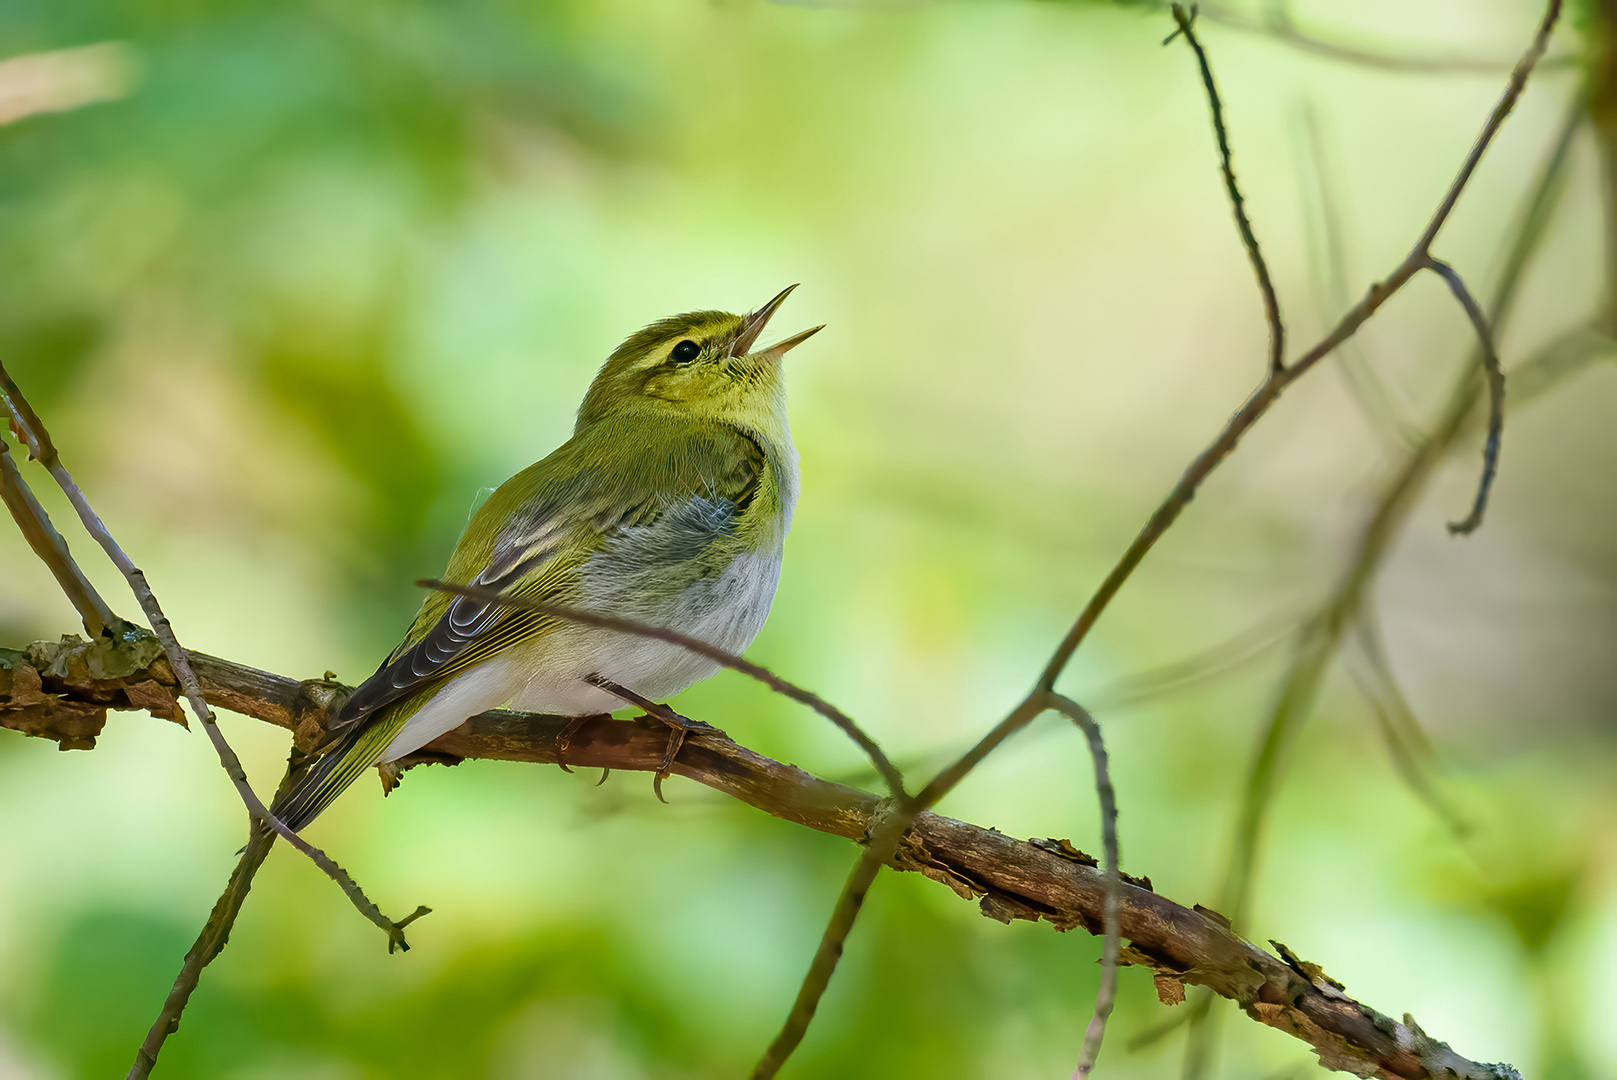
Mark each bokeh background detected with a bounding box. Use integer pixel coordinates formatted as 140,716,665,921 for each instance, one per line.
2,0,1614,1077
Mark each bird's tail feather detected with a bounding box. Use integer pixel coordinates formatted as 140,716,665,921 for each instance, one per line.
271,719,396,833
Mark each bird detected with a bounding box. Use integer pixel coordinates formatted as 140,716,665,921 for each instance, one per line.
271,286,820,832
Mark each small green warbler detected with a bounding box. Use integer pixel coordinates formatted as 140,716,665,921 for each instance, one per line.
274,287,820,830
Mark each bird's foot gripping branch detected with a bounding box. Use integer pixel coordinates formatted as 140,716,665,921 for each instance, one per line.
1,632,1522,1080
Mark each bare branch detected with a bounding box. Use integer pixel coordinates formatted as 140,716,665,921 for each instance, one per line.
0,361,425,1079
422,579,907,798
0,640,1524,1080
748,7,1565,1067
1046,694,1120,1078
0,437,116,636
916,0,1563,822
1169,4,1286,377
1421,257,1504,534
1212,88,1585,941
127,829,276,1079
750,804,910,1080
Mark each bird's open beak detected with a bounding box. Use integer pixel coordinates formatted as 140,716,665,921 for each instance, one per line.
730,284,824,360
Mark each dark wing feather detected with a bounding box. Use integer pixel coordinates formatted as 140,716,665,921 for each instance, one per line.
325,543,556,739
324,424,765,742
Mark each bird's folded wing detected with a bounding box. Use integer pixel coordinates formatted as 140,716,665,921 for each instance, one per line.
325,527,575,739
323,423,765,742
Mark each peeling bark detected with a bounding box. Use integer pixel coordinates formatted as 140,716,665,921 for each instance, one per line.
2,631,1520,1080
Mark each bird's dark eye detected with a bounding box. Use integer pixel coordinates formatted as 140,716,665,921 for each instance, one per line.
671,340,701,363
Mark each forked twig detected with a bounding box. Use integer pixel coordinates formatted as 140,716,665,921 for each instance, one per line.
919,0,1562,820
0,362,425,1079
1190,79,1581,1077
2,643,1523,1080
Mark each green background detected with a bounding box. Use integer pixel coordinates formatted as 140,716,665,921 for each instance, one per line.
1,1,1614,1077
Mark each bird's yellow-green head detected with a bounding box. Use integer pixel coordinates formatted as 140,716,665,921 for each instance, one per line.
577,285,821,437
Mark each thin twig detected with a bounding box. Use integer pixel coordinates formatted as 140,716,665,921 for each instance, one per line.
1046,693,1120,1078
128,828,276,1078
0,437,116,636
0,362,425,1079
0,645,1526,1080
1183,1,1570,76
421,579,907,798
749,802,912,1080
1186,79,1580,1077
916,0,1562,816
1171,4,1286,376
0,359,419,933
1421,256,1505,533
1209,94,1581,938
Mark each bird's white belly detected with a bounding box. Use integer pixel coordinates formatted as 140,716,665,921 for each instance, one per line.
377,547,784,762
512,545,784,713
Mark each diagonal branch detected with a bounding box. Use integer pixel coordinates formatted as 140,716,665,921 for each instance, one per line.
421,579,907,798
0,640,1523,1080
1213,85,1586,944
0,436,116,636
749,802,910,1080
917,0,1562,823
0,361,426,1079
744,9,1568,1070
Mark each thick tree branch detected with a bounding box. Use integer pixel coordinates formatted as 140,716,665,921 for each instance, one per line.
0,638,1523,1080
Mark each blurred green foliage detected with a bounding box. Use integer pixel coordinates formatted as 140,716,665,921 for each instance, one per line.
2,1,1616,1078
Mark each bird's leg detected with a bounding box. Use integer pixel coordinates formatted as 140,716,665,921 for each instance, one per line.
585,675,722,802
554,713,608,774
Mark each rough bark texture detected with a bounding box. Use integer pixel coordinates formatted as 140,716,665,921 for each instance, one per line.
2,631,1520,1080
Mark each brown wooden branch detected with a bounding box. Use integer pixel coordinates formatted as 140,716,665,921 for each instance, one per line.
0,438,116,636
0,360,422,982
1,635,1523,1080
